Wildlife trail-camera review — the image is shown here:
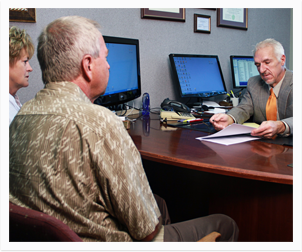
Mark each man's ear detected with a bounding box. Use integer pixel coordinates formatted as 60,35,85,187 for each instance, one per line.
281,54,286,66
82,55,93,82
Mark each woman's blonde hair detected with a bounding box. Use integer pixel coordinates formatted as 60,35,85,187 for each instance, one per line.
9,26,34,67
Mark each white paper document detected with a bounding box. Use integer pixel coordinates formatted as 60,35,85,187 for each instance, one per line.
202,101,221,107
196,124,260,145
201,101,227,114
204,108,227,114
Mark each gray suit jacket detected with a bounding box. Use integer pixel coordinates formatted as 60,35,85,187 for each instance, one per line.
228,70,293,134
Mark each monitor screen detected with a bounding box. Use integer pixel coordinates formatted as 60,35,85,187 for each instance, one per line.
230,55,259,88
169,54,227,99
94,36,141,107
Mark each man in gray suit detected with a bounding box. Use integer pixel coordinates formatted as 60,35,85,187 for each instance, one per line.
210,39,293,139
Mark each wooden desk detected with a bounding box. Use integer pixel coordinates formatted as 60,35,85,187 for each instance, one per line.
128,114,293,241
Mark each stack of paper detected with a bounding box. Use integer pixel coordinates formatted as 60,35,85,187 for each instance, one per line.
196,124,260,145
205,108,226,114
201,101,229,114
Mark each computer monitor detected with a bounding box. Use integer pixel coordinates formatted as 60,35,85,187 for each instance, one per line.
230,55,259,88
169,54,227,104
94,36,141,107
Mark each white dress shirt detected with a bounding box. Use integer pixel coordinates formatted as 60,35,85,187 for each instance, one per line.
9,93,22,125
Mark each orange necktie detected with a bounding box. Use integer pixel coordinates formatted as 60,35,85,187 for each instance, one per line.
266,88,277,121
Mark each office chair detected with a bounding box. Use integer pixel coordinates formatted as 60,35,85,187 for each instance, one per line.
9,202,83,242
9,202,220,242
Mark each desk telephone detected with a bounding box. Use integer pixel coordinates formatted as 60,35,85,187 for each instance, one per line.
160,98,195,120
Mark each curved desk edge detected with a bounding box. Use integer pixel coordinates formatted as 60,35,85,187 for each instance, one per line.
140,150,293,185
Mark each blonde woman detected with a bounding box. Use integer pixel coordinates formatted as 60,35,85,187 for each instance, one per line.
9,26,34,125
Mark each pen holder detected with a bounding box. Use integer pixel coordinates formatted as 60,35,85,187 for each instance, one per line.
230,97,239,107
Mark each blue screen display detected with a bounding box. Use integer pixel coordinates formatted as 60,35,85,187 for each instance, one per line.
231,56,259,88
103,43,138,95
94,36,141,107
170,54,227,98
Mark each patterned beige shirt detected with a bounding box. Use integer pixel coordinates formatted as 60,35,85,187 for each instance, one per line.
9,81,161,242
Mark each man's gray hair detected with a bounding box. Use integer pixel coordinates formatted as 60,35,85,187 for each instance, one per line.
37,16,101,84
253,38,285,62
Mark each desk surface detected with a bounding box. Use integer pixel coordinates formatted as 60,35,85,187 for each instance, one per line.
128,114,293,185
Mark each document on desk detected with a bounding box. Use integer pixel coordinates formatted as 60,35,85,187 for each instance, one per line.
196,124,260,145
202,101,227,114
205,108,226,114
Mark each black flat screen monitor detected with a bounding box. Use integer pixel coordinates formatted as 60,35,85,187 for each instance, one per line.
230,55,259,88
169,54,227,101
94,36,141,107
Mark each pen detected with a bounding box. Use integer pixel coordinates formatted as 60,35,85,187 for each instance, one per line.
230,90,235,98
184,118,204,123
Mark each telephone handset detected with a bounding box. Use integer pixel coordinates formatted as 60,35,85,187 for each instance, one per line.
160,98,191,113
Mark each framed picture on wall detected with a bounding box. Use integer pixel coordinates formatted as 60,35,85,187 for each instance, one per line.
9,8,36,23
141,8,185,22
217,8,248,30
194,14,211,34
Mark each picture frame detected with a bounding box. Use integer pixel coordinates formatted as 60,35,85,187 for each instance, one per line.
141,8,185,22
194,14,211,34
217,8,248,30
201,8,216,11
9,8,36,23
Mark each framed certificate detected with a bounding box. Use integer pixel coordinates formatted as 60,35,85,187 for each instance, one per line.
217,8,248,30
194,14,211,33
9,8,36,23
141,8,185,22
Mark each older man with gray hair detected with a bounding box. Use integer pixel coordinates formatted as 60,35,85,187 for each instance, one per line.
210,38,293,139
